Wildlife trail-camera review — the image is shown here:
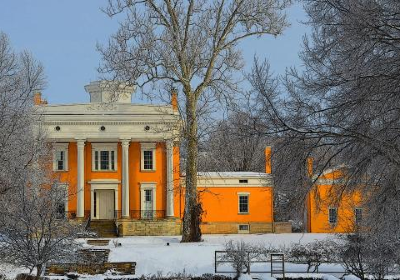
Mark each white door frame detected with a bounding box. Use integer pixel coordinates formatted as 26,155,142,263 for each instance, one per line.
89,179,120,220
140,183,157,217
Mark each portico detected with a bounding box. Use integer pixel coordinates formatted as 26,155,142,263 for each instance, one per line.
38,81,181,227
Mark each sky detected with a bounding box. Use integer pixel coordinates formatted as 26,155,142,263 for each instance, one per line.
0,1,309,104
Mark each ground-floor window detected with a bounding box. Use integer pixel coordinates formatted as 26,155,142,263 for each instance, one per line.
328,207,338,224
238,194,249,214
355,207,363,224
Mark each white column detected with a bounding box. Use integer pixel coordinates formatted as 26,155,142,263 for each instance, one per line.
121,139,130,218
76,139,85,218
166,140,175,217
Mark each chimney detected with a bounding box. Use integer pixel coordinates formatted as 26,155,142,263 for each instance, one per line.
307,157,313,177
171,88,178,111
265,146,272,174
33,92,46,105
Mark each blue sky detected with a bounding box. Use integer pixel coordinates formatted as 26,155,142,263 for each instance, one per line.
0,1,309,104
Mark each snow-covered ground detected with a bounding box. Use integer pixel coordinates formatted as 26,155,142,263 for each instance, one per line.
97,233,333,276
1,233,344,279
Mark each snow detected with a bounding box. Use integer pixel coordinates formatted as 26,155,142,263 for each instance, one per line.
238,273,253,280
1,233,343,279
0,263,30,280
104,234,331,276
197,172,269,178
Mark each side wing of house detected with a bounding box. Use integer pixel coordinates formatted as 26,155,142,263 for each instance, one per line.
306,167,364,233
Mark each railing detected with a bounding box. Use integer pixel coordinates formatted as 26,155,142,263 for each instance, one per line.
129,210,165,220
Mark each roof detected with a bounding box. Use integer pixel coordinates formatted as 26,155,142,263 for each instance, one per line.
197,172,270,178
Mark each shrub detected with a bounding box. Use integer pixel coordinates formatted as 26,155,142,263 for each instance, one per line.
287,239,338,272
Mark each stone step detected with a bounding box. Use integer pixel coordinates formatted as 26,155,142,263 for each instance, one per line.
87,239,110,246
88,220,118,238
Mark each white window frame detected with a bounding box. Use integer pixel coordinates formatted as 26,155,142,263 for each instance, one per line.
328,207,338,224
238,224,250,234
53,143,69,171
141,143,156,171
238,192,250,214
92,143,118,171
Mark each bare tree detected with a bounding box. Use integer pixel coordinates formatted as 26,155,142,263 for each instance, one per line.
249,0,400,238
199,110,268,172
0,172,83,277
0,32,45,196
98,0,291,242
0,32,82,278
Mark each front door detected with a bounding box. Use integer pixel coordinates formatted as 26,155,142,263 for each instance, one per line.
97,190,115,219
142,189,153,219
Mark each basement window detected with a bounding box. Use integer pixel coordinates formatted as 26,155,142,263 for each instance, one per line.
238,224,250,233
239,179,248,184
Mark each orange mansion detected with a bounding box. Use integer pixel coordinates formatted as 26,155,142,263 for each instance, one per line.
36,81,286,236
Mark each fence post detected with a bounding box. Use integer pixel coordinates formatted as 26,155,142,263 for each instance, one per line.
248,251,251,274
215,251,217,273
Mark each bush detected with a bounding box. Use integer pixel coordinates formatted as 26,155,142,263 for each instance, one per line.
337,233,400,280
286,239,338,272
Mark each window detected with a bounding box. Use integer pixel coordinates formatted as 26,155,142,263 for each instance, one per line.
92,143,117,171
55,183,68,219
53,143,68,171
238,194,249,214
239,179,248,184
141,143,156,171
143,151,153,170
145,189,152,202
238,224,250,233
329,207,338,224
355,208,363,224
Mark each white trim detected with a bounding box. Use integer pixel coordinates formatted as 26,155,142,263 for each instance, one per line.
92,143,118,171
53,143,69,171
238,193,249,214
140,183,157,212
238,224,250,234
91,143,118,149
90,182,119,220
140,143,156,171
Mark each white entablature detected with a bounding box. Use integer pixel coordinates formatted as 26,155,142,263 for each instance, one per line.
36,81,181,142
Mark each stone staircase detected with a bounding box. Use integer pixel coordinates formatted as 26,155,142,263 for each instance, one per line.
88,220,118,238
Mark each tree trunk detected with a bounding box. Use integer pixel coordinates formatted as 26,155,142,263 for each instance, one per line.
36,264,42,278
181,94,202,242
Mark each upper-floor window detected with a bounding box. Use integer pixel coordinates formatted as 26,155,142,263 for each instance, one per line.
53,143,68,171
141,143,156,171
92,143,117,171
238,193,249,214
355,208,363,224
329,207,338,224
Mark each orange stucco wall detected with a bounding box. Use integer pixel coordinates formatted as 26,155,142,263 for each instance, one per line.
175,184,273,224
55,141,180,218
307,169,363,233
55,141,273,227
199,187,273,223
